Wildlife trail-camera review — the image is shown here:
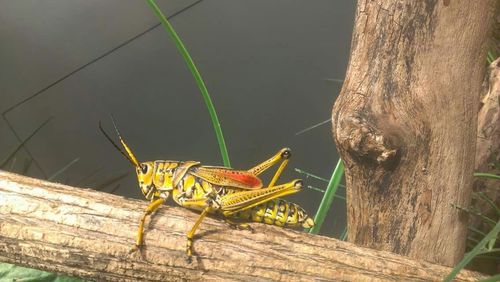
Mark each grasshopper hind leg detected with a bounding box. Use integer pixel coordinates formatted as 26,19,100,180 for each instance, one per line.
247,148,292,187
224,217,255,232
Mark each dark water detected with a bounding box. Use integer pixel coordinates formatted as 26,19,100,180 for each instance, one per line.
0,0,355,236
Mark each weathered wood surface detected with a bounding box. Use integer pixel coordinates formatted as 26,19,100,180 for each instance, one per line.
0,170,487,281
331,0,496,266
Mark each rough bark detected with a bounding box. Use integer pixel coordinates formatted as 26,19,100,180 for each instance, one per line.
331,0,496,266
0,171,487,281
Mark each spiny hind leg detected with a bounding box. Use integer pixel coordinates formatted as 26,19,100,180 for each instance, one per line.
129,198,165,254
224,217,254,232
247,148,292,187
220,179,303,216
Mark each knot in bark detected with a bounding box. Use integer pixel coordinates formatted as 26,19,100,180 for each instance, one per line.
336,116,398,167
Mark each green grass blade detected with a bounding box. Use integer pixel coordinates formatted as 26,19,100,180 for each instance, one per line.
8,157,16,171
474,192,500,216
479,273,500,282
295,119,330,136
306,185,326,193
146,0,231,167
307,185,346,200
0,262,83,282
468,226,487,237
48,157,80,181
108,183,121,194
487,51,495,65
476,248,500,256
21,158,33,175
467,236,480,244
309,159,344,234
294,168,330,183
0,117,52,168
452,204,497,227
474,173,500,180
340,227,348,241
444,220,500,282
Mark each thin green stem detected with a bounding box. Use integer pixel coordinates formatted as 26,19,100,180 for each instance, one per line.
306,185,326,193
306,185,346,200
475,248,500,256
474,192,500,216
467,236,480,244
487,51,495,65
145,0,231,167
309,159,344,234
479,273,500,282
452,204,496,227
468,226,487,237
48,157,80,181
340,227,348,241
474,173,500,180
0,117,52,168
294,168,330,183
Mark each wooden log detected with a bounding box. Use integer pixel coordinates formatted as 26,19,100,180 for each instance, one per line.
0,170,486,281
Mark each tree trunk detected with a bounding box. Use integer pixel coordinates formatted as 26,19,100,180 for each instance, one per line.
0,171,487,281
331,0,496,266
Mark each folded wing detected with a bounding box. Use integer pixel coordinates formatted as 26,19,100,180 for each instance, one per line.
190,166,263,189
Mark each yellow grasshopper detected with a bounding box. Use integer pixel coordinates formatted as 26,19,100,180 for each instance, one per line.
100,118,314,261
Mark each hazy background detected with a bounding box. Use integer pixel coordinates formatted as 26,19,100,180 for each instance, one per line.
0,0,355,236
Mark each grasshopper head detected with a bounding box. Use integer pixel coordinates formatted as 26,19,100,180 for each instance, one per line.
99,116,158,200
136,161,155,198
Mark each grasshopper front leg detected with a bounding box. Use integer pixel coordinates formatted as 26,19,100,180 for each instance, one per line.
130,198,165,254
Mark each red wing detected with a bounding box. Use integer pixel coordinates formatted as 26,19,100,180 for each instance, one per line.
190,166,263,189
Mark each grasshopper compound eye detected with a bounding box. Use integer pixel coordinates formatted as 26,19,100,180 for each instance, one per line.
281,148,292,159
141,164,149,174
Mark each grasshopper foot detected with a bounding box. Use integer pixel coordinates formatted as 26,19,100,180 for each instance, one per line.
186,237,194,263
129,244,143,255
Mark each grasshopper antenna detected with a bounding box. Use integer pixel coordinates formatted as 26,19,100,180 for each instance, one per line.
99,116,139,167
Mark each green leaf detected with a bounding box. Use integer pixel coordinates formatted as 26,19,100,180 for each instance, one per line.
444,220,500,282
479,273,500,282
474,172,500,180
0,263,84,282
294,168,330,183
0,117,52,169
145,0,231,167
308,159,344,234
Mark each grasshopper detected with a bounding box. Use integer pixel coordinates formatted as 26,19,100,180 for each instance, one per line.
100,118,314,260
